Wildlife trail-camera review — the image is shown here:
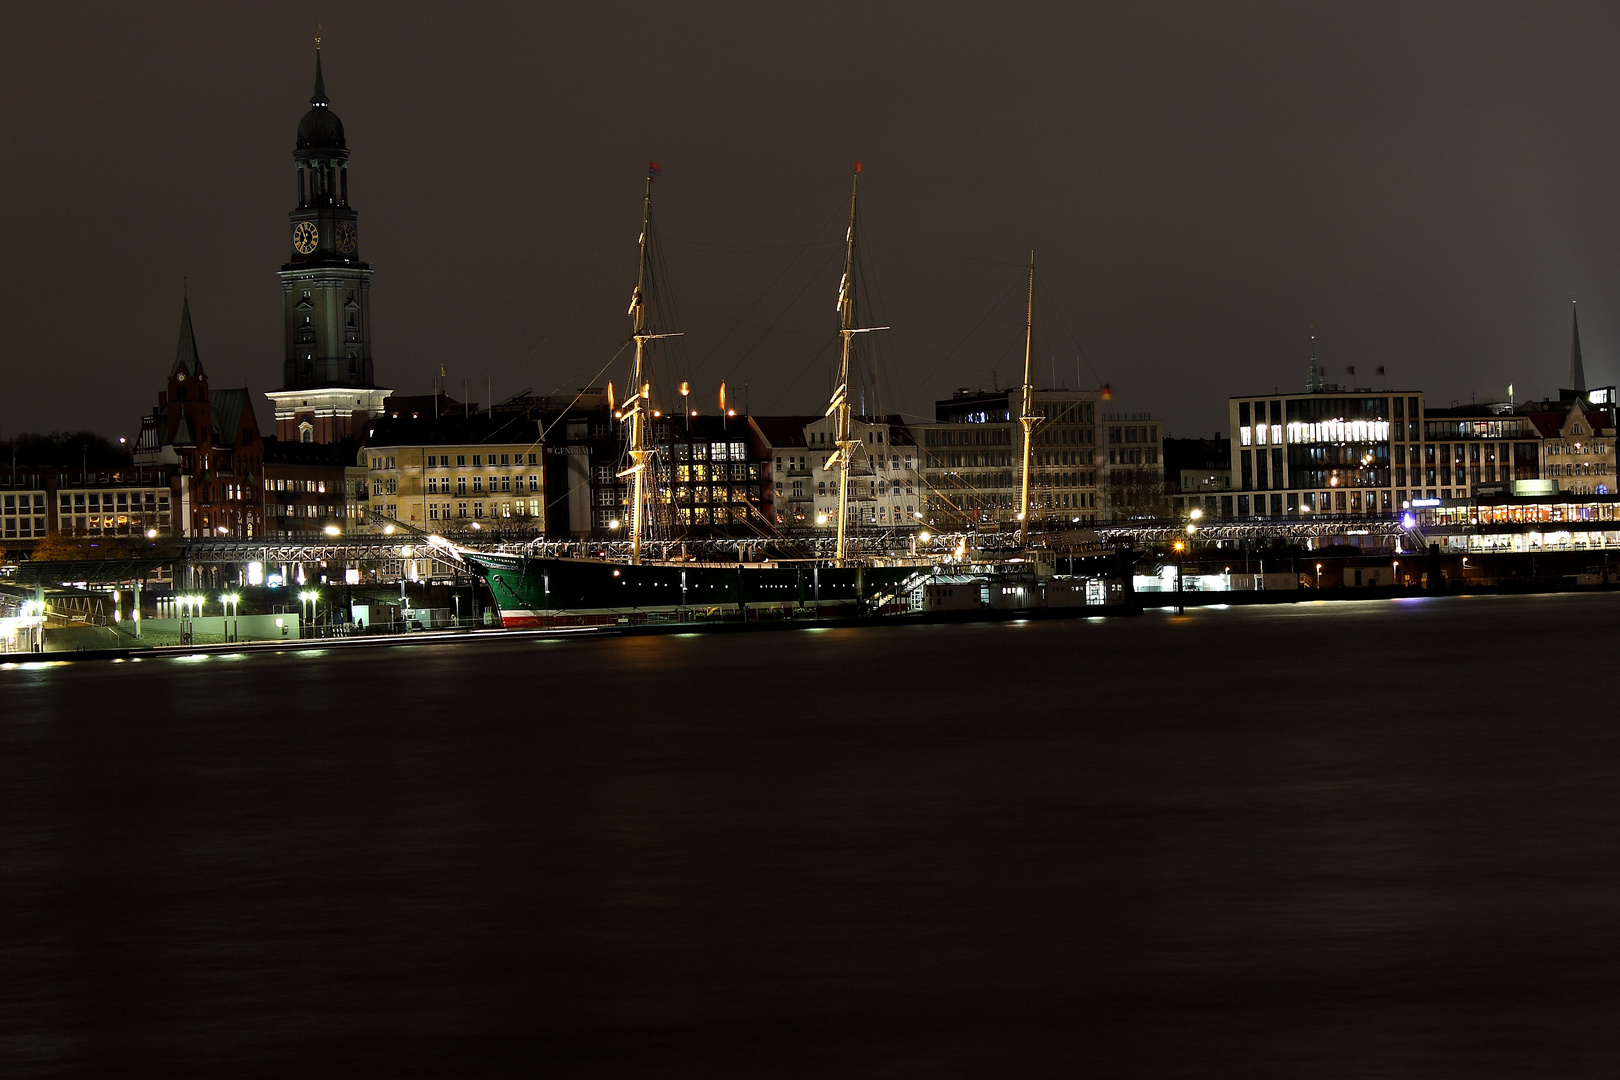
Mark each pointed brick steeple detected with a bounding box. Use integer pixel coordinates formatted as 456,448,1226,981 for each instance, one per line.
170,292,204,378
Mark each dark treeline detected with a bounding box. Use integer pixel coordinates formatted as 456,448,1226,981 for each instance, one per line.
1,432,133,469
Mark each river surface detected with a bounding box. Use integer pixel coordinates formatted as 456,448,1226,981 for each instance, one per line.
4,594,1620,1076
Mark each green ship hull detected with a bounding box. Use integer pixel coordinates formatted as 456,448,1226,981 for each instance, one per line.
464,552,930,627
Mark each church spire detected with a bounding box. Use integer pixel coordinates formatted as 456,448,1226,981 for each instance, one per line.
311,25,327,106
171,292,203,378
1305,327,1324,393
1570,300,1587,394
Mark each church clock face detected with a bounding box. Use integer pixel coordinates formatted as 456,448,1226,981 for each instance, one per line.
292,221,319,254
336,221,357,254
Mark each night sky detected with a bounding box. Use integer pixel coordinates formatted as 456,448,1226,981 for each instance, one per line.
5,2,1620,442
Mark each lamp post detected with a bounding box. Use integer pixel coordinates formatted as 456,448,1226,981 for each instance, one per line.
220,592,240,642
1172,539,1186,615
298,590,319,637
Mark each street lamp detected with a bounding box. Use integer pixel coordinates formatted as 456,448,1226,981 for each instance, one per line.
298,589,319,636
1316,562,1323,589
220,592,240,641
323,524,341,536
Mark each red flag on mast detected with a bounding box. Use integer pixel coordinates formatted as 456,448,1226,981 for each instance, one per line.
853,161,863,173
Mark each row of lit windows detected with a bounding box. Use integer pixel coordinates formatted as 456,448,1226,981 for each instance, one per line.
792,480,917,498
423,475,542,495
269,478,327,493
425,500,542,520
673,441,752,461
415,452,540,469
673,485,756,504
924,451,1015,468
59,513,172,537
813,504,919,523
675,463,758,482
57,490,170,514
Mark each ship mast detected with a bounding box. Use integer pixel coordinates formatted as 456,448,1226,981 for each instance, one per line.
828,163,886,567
622,165,680,565
1017,252,1037,548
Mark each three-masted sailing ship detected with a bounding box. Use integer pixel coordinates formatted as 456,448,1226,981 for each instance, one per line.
463,164,927,626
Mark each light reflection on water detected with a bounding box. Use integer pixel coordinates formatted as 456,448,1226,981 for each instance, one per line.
3,592,1620,1075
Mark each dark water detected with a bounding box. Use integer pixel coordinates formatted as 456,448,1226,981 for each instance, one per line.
4,594,1620,1076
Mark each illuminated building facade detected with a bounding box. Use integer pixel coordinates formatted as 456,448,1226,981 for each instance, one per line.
918,388,1102,527
804,414,920,529
1524,402,1615,495
361,413,546,532
661,415,770,534
1102,411,1162,521
751,415,818,528
1408,492,1620,553
263,438,360,538
1231,389,1418,516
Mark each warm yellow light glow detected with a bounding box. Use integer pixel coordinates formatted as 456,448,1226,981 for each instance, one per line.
145,528,157,538
918,531,931,543
608,519,622,530
383,524,395,535
323,524,341,536
1173,541,1184,551
815,514,828,525
1189,507,1203,520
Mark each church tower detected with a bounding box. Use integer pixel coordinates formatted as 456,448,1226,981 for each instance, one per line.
265,43,390,444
